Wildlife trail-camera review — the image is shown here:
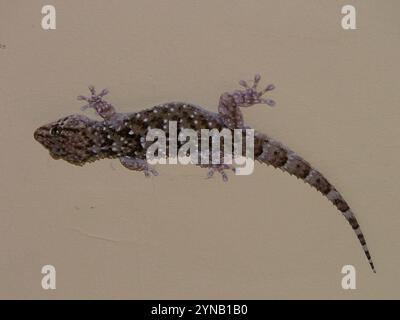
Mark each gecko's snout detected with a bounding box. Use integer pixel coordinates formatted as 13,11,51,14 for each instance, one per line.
34,125,45,139
33,127,40,141
34,123,63,160
34,124,51,145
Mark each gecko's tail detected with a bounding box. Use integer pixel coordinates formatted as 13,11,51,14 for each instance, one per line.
254,132,376,273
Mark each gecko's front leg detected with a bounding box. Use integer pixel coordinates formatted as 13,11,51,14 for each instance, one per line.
77,86,117,120
218,74,275,129
120,157,159,177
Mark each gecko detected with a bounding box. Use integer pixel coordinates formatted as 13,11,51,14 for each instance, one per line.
34,74,375,272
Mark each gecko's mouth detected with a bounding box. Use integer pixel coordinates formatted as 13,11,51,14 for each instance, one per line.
34,126,52,145
33,127,44,142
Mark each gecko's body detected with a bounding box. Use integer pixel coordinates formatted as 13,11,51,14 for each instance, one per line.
34,75,375,272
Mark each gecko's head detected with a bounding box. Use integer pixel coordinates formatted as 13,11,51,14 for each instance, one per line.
34,114,97,165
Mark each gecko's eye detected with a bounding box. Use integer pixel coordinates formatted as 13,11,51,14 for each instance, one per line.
50,127,57,136
50,127,61,136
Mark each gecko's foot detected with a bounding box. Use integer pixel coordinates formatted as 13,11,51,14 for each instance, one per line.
205,164,235,182
235,74,276,107
120,157,159,177
218,74,276,129
143,166,159,177
77,86,116,120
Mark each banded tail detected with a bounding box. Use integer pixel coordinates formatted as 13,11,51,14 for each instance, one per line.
254,132,376,272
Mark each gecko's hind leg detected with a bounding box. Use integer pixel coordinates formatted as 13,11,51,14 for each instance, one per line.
218,74,275,129
77,86,116,120
120,157,159,177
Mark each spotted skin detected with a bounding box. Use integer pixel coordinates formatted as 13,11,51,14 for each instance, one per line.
34,75,375,272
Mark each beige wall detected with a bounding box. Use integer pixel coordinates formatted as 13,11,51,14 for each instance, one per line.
1,0,399,299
